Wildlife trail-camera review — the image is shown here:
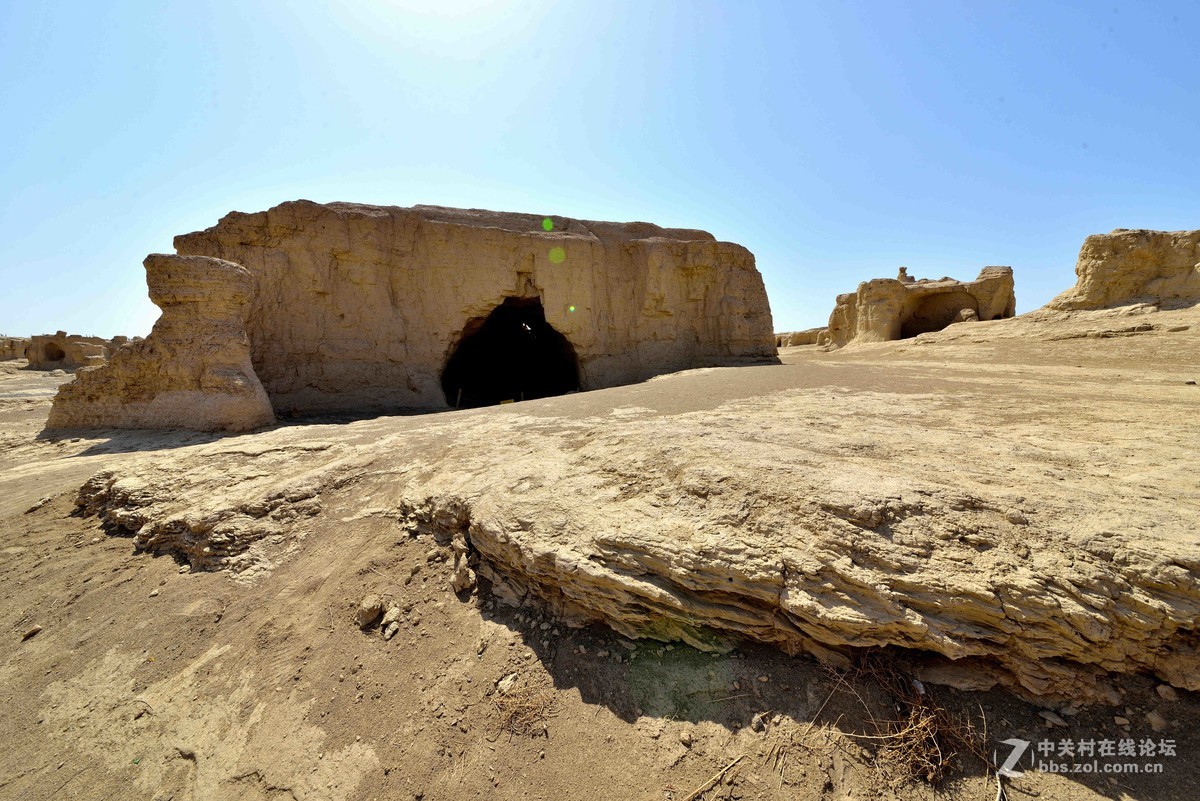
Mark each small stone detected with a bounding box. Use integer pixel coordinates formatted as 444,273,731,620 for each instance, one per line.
496,673,518,695
596,649,609,658
356,595,384,628
450,562,476,593
381,606,402,627
383,622,400,641
1146,710,1168,732
539,622,551,631
1186,380,1197,386
22,625,42,641
178,565,190,574
678,730,693,747
1114,716,1130,726
148,589,160,598
1156,685,1180,702
1038,710,1067,727
1006,509,1028,525
750,712,767,732
758,676,769,683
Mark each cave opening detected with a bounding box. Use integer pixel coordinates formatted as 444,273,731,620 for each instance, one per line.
43,343,66,362
899,291,980,339
441,297,579,408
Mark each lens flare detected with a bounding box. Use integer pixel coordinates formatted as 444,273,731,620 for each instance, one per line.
548,246,566,264
542,217,553,232
567,304,576,313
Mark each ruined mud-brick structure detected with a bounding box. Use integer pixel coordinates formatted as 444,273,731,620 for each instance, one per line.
823,266,1016,348
48,201,777,431
774,327,826,348
1049,228,1200,310
25,331,124,370
0,336,31,361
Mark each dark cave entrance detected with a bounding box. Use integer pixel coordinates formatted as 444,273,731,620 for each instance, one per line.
441,297,580,408
899,291,980,339
43,343,66,362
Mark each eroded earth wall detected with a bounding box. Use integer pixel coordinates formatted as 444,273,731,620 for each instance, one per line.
47,255,274,431
26,332,111,370
173,201,777,412
826,266,1016,348
1050,228,1200,310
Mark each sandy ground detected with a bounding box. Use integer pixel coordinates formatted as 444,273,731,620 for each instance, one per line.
1,303,1198,801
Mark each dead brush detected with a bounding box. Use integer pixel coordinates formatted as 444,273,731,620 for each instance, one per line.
491,685,559,737
843,653,985,786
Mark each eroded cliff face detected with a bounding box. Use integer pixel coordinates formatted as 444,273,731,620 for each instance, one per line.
1050,228,1200,310
173,201,777,413
825,267,1016,348
47,255,274,431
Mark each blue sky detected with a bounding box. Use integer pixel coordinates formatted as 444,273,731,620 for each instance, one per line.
1,0,1197,337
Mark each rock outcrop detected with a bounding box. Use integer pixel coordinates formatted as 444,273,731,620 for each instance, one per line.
0,336,30,361
1049,228,1200,310
824,267,1016,348
25,331,112,369
172,200,776,414
47,255,274,431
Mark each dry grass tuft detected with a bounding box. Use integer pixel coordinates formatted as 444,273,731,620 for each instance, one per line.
492,686,559,737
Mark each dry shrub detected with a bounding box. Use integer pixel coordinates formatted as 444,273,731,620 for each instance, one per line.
845,653,985,785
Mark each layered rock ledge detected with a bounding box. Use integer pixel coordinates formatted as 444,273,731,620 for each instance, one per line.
69,304,1200,701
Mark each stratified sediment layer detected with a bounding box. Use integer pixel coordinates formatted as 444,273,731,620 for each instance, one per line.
72,304,1200,700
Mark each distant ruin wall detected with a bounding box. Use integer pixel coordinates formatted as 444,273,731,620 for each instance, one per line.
774,327,826,347
171,200,777,413
1049,229,1200,310
825,267,1016,349
25,332,113,370
47,255,275,431
0,337,30,361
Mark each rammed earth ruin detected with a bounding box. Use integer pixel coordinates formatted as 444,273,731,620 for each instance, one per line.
48,201,777,431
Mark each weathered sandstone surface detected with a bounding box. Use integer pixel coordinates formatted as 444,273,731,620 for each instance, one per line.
47,255,274,431
0,336,30,361
825,267,1015,348
1050,228,1200,310
67,303,1200,701
171,200,777,413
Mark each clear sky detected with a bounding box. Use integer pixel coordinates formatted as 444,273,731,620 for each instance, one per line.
2,1,1197,338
